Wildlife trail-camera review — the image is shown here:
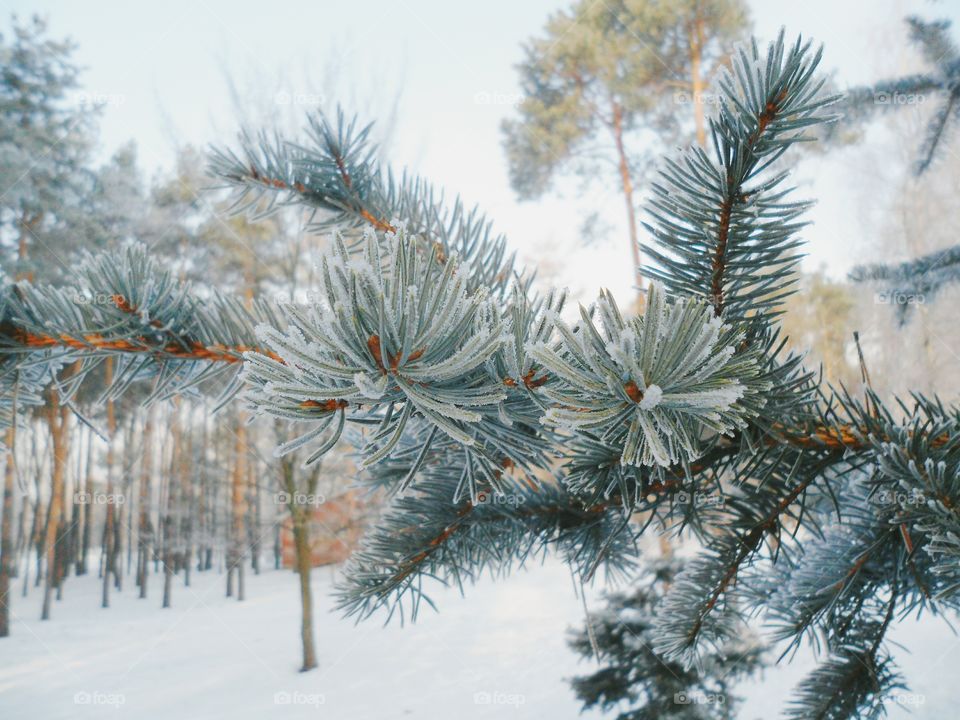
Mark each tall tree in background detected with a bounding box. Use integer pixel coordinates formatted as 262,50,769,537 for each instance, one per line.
0,15,94,281
0,15,95,634
502,0,748,293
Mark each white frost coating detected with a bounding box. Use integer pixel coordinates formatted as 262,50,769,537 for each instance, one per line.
345,258,375,277
253,322,278,344
639,384,663,410
353,372,388,400
604,328,632,369
541,306,561,329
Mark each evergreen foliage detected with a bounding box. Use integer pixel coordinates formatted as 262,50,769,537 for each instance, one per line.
2,28,960,719
569,558,764,720
844,17,960,177
846,17,960,321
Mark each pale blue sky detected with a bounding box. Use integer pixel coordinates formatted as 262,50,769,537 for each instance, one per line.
6,0,958,305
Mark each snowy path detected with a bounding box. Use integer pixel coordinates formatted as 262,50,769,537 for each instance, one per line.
0,560,955,718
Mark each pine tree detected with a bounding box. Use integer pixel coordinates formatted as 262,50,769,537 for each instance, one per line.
2,29,960,719
0,13,96,635
502,0,750,291
569,558,764,719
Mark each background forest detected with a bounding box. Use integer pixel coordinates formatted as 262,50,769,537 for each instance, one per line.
2,1,960,719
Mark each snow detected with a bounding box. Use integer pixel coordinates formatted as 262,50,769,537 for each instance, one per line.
0,558,956,719
0,560,606,720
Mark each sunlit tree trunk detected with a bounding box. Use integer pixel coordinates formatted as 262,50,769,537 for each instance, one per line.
0,381,18,636
611,101,642,297
41,386,70,620
688,11,707,150
282,455,319,671
228,413,247,601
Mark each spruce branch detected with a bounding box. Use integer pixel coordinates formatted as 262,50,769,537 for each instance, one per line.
642,30,839,326
209,108,521,297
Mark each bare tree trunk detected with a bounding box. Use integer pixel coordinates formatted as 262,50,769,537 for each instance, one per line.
30,437,43,591
249,453,260,575
281,452,320,671
206,417,218,572
292,513,317,671
0,385,18,636
195,407,208,573
41,388,69,620
180,405,192,588
138,408,154,598
228,412,247,601
162,403,180,609
68,426,83,577
688,12,707,149
611,102,642,297
113,417,133,592
102,359,116,609
79,428,93,575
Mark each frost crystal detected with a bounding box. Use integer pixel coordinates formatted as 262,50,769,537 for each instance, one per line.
532,282,765,467
638,384,662,410
354,372,388,400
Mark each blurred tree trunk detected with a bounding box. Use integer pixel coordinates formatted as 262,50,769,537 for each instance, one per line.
228,413,247,601
78,427,93,575
195,408,208,574
41,384,70,620
228,259,255,600
101,358,116,609
292,514,316,671
249,453,260,575
112,416,132,593
162,402,180,608
181,405,193,588
137,407,154,597
67,426,83,577
30,437,44,590
688,10,707,149
0,379,18,636
611,101,641,295
279,450,322,672
283,455,318,671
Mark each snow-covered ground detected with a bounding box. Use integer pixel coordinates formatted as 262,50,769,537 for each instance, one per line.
0,560,955,719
